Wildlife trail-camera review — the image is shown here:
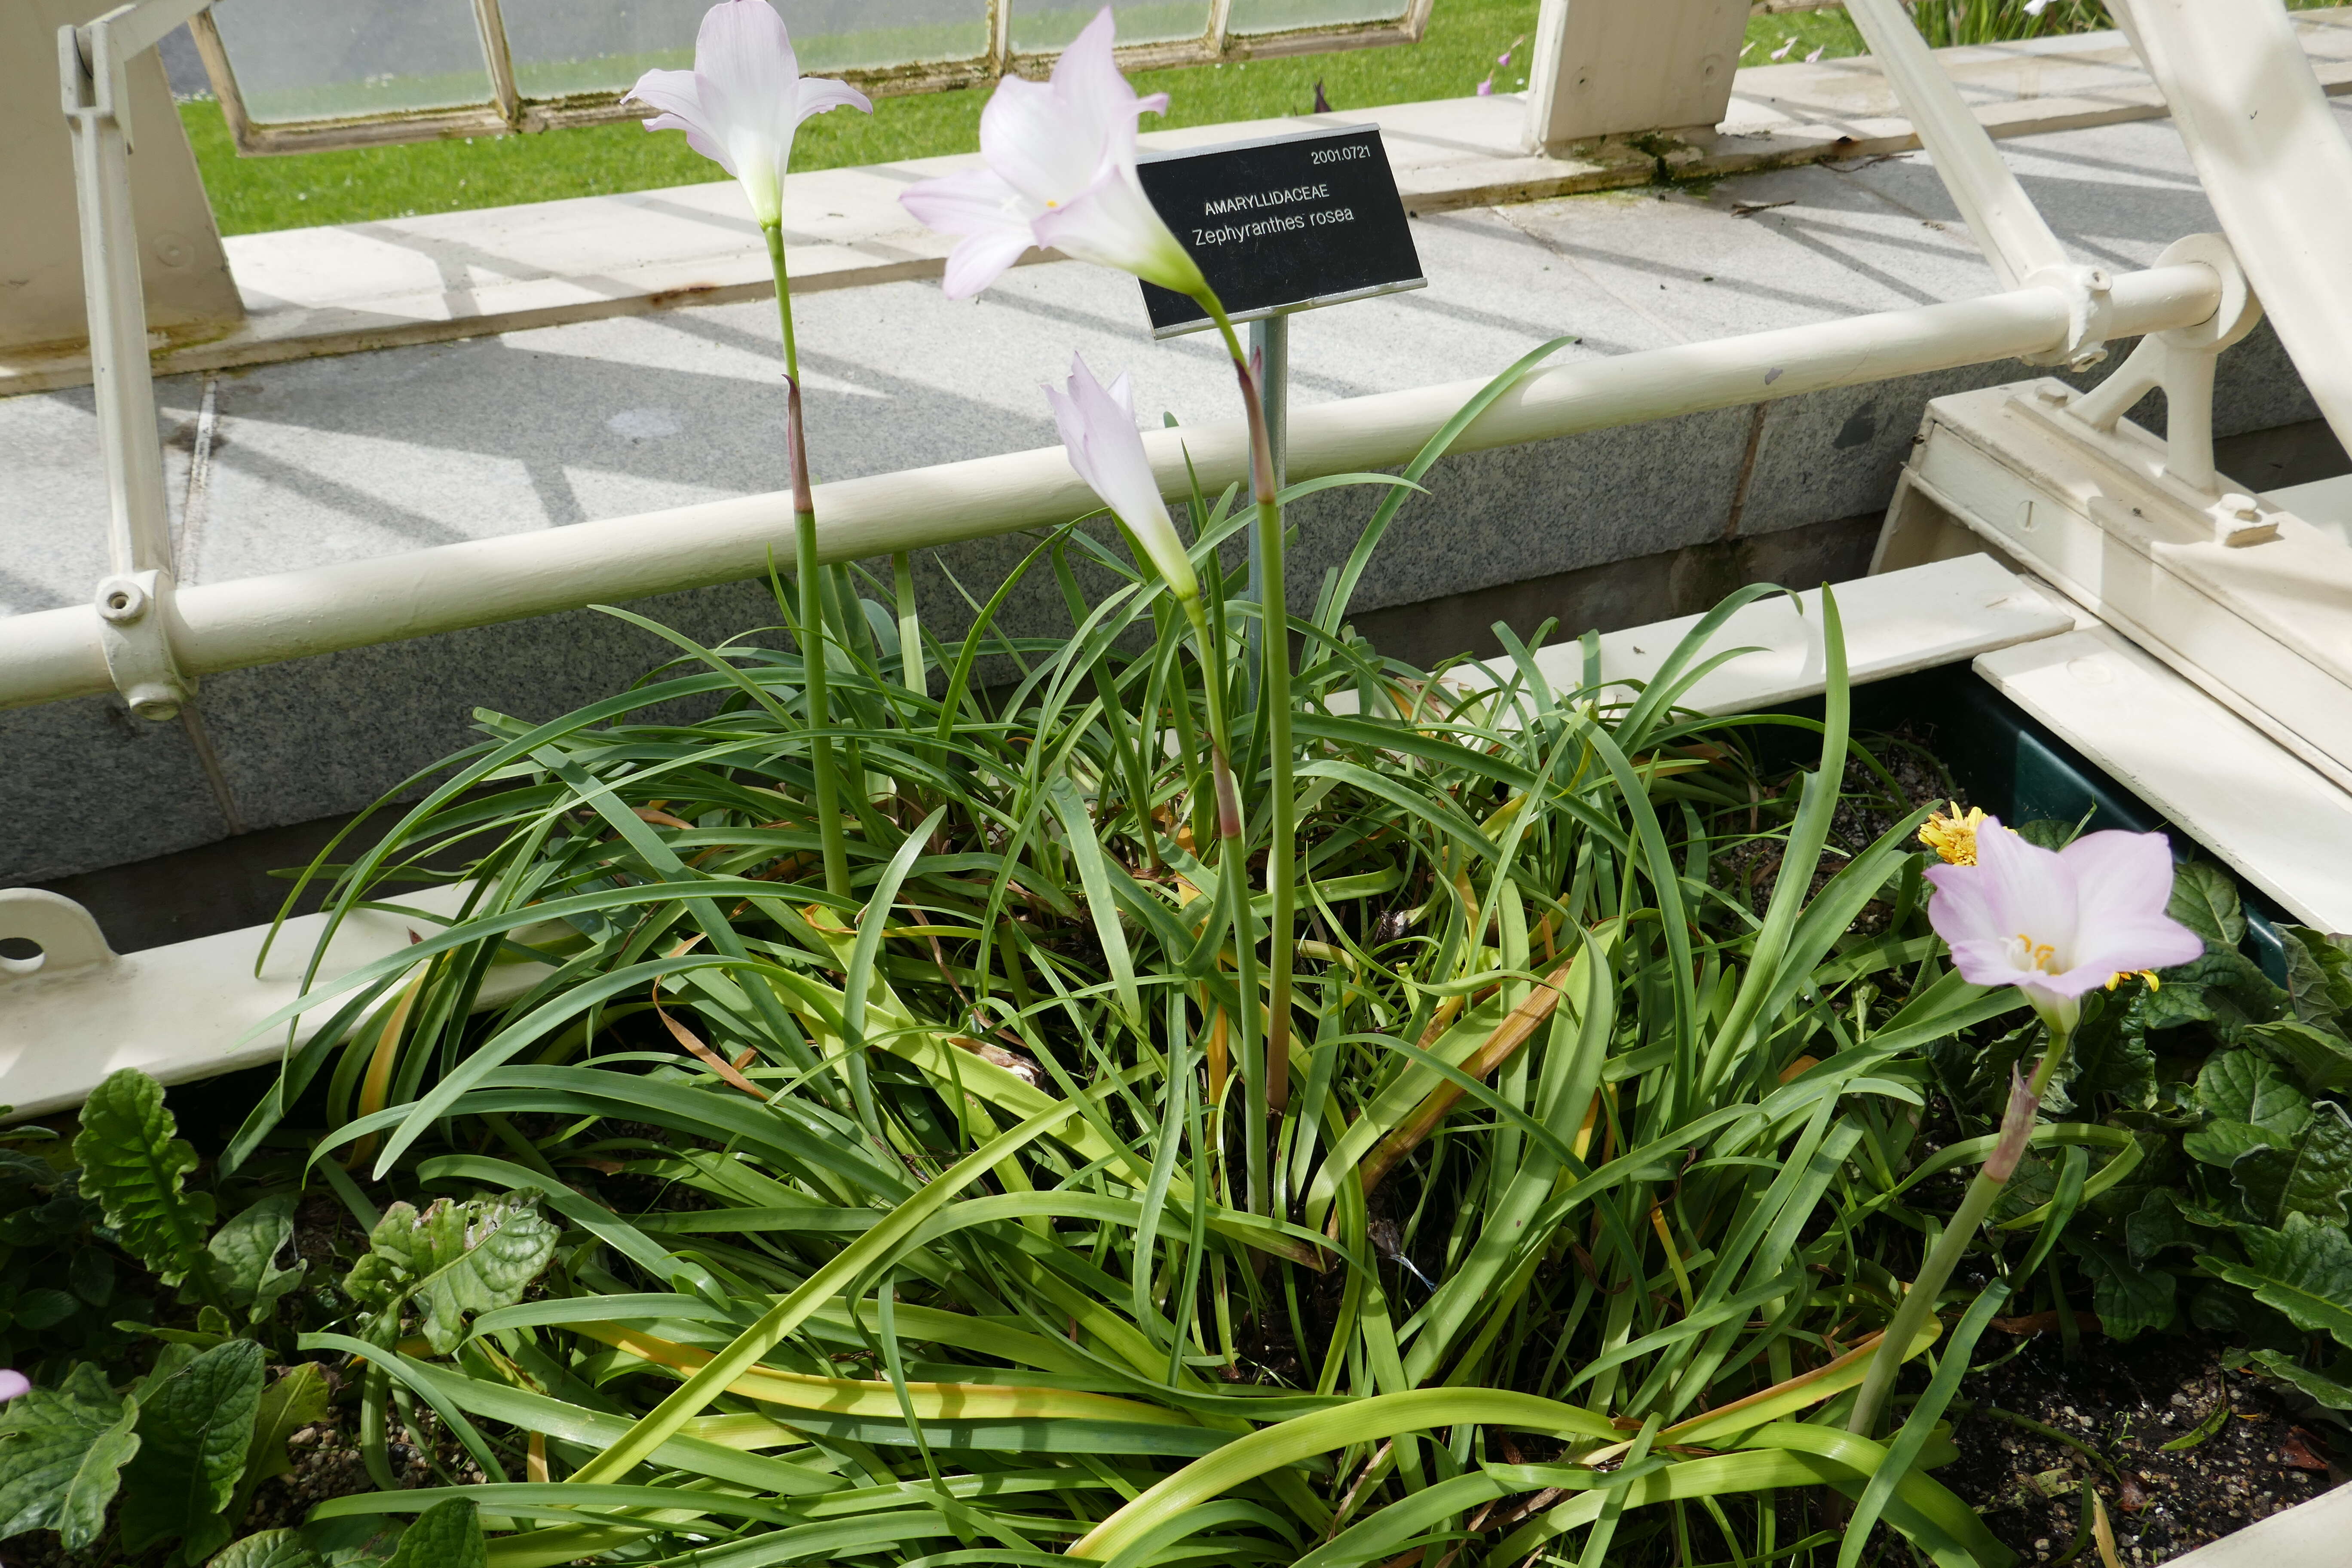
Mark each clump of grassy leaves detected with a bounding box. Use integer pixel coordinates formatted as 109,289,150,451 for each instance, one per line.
4,389,2115,1566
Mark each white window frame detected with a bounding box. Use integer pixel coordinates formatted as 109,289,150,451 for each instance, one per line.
183,0,1438,156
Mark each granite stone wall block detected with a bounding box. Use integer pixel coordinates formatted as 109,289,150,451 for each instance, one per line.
0,696,231,885
192,579,788,835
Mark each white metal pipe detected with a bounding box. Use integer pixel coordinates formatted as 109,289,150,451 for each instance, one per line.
60,22,171,580
0,263,2222,713
1841,0,2070,292
2112,0,2352,466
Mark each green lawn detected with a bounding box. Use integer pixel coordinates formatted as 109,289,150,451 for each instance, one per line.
186,0,1871,236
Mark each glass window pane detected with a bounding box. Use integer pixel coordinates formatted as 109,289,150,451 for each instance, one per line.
1012,0,1209,56
208,0,493,122
502,0,990,97
1225,0,1406,37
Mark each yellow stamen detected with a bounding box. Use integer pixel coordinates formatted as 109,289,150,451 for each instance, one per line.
1919,802,1990,866
2104,968,2164,992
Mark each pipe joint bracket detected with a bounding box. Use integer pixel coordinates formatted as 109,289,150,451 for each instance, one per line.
94,568,192,722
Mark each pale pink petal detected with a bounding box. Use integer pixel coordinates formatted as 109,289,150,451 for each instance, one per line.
1032,162,1204,297
1925,861,2025,982
0,1371,27,1403
900,166,1026,234
901,167,1038,297
981,72,1106,207
628,69,736,175
1049,355,1195,601
942,230,1038,299
1970,819,2079,958
1052,9,1135,142
2060,831,2203,966
695,0,799,127
627,67,709,129
793,75,873,126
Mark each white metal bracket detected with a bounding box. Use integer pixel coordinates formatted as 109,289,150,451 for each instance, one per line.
2018,263,2115,372
0,890,118,980
2061,233,2263,506
94,568,191,721
1874,369,2352,797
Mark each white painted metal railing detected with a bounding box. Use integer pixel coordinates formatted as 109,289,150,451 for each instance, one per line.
0,260,2222,712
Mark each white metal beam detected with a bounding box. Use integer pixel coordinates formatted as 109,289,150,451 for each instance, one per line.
2112,0,2352,465
0,261,2225,714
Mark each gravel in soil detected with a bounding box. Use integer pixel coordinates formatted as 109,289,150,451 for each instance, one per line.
1941,1329,2345,1564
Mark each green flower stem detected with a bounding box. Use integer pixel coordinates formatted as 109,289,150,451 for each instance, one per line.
766,221,851,900
891,551,922,696
1848,1016,2074,1438
1181,594,1258,1198
1202,295,1294,1219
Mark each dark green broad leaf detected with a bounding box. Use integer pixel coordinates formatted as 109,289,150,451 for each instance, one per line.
2242,1018,2352,1095
2168,861,2246,949
2067,1234,2174,1341
210,1195,306,1319
343,1192,557,1352
206,1528,328,1568
2199,1212,2352,1348
2181,1119,2291,1171
15,1288,81,1331
121,1338,266,1556
2281,925,2352,1020
2245,1348,2352,1412
2125,1187,2193,1266
2233,1100,2352,1229
69,1247,115,1308
2069,987,2159,1111
2014,818,2077,851
2088,1125,2180,1220
2143,949,2283,1041
2196,1051,2309,1139
71,1069,217,1286
0,1363,141,1550
384,1498,487,1568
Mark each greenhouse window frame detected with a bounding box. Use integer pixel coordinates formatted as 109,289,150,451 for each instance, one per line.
181,0,1437,157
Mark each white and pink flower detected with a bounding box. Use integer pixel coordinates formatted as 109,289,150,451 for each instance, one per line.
626,1,871,227
1045,355,1197,605
1924,816,2202,1023
900,8,1205,300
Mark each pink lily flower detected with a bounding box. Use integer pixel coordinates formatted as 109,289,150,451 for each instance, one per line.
625,1,871,227
1045,356,1198,606
1923,816,2202,1025
900,8,1206,301
0,1371,27,1403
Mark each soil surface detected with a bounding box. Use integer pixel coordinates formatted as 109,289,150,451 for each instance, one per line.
1941,1329,2345,1564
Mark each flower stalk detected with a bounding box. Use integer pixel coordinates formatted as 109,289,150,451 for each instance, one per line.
765,221,851,898
1200,301,1296,1215
1847,1027,2069,1438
